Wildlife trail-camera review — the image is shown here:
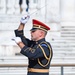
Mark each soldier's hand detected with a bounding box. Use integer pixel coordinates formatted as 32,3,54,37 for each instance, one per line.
12,37,22,44
20,14,30,25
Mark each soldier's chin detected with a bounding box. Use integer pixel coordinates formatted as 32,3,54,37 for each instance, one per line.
31,38,33,41
31,38,35,41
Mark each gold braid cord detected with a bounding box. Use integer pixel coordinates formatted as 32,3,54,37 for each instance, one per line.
38,42,52,67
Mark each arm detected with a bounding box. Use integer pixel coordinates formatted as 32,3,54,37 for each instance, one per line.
15,14,30,37
12,14,30,48
20,43,50,59
17,14,30,31
18,23,25,31
17,42,25,49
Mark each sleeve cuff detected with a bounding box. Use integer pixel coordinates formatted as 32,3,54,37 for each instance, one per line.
14,29,24,37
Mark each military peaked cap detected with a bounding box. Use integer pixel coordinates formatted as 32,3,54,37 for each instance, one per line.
30,19,50,32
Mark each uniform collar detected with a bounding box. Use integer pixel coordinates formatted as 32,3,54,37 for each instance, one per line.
35,38,45,44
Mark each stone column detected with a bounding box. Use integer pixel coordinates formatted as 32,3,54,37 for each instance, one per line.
61,0,75,21
34,0,46,21
0,0,6,14
6,46,15,56
14,0,20,14
46,0,60,23
45,0,61,41
6,0,15,14
60,0,75,37
46,0,60,32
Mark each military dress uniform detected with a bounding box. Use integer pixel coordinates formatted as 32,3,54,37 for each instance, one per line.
14,19,53,75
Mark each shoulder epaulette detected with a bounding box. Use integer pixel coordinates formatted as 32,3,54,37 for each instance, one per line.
41,43,48,47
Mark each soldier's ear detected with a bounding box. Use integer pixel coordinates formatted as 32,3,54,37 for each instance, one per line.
40,30,45,36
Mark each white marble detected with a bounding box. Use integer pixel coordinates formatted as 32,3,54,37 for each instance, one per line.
61,0,75,21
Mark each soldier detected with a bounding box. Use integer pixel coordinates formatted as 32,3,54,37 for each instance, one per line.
26,0,29,12
19,0,23,13
12,14,53,75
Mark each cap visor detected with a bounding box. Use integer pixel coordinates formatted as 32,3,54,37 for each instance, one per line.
30,28,38,31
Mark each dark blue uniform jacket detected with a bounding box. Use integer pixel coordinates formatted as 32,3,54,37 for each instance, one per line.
15,30,53,75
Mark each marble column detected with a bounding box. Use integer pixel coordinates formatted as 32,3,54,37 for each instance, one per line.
60,0,75,38
61,0,75,21
0,0,6,14
6,0,15,14
46,0,61,33
14,0,20,14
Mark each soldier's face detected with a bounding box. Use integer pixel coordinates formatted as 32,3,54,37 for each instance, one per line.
31,29,42,41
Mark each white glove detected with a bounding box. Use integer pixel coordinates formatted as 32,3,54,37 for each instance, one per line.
12,37,22,44
20,14,30,24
